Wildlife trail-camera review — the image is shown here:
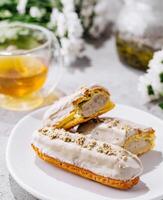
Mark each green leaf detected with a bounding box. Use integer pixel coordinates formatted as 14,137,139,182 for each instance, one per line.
159,102,163,109
147,85,155,95
0,0,17,7
159,72,163,83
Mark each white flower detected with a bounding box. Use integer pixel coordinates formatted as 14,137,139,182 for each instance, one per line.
138,74,159,102
48,0,110,65
89,15,106,38
81,5,94,18
80,1,95,30
152,72,163,96
149,49,163,70
89,0,109,38
49,5,84,65
66,12,83,38
50,9,67,37
50,8,60,27
148,50,163,94
60,37,84,65
138,49,163,102
78,0,109,37
17,0,28,14
57,13,67,37
29,7,45,18
61,0,75,13
94,0,109,15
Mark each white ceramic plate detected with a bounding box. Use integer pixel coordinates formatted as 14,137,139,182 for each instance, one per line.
6,104,163,200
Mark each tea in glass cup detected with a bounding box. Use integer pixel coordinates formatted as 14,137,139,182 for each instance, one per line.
0,55,48,97
0,23,62,111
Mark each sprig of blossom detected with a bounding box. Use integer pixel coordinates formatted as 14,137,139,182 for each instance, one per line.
89,0,110,38
138,49,163,103
75,0,110,38
17,0,28,14
0,0,111,65
48,0,84,65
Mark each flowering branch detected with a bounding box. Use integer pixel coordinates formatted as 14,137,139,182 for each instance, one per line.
0,0,110,65
138,49,163,108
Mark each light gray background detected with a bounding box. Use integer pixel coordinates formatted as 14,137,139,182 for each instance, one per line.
1,35,163,200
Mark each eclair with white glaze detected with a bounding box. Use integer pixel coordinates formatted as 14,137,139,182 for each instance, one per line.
77,117,155,156
43,85,115,130
31,127,143,189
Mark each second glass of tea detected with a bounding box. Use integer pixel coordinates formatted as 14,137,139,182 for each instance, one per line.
0,22,62,111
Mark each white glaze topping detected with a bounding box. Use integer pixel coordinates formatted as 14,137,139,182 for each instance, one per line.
78,117,154,147
43,95,74,126
32,127,143,181
43,85,109,127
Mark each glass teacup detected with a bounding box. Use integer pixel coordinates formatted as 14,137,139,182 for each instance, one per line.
0,22,62,111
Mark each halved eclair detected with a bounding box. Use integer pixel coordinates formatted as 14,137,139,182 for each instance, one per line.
43,85,115,130
31,127,143,190
77,117,155,156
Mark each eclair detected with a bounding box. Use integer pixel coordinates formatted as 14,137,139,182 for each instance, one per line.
31,127,143,190
43,85,115,130
77,117,155,156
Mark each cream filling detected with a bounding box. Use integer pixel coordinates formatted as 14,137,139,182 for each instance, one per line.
80,93,108,117
125,140,151,155
32,130,143,181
